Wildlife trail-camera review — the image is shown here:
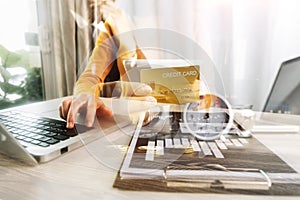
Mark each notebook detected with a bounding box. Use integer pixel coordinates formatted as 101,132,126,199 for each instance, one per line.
263,56,300,115
252,57,300,133
0,110,93,165
0,97,137,166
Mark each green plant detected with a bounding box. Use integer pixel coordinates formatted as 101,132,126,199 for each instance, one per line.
0,44,43,109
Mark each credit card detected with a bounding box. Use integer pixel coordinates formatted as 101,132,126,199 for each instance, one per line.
140,65,200,104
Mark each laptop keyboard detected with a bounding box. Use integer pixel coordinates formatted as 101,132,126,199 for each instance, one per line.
0,111,81,148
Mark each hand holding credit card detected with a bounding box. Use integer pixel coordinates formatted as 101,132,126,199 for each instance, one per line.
140,65,200,104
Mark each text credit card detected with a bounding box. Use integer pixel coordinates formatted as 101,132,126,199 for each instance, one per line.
140,65,200,104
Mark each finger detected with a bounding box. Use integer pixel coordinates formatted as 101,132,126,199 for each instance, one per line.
121,82,153,97
59,106,64,119
133,83,152,96
66,103,75,129
66,96,87,128
95,103,113,117
60,97,72,119
96,98,114,117
85,96,97,127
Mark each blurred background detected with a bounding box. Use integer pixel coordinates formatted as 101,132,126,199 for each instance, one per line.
1,0,300,112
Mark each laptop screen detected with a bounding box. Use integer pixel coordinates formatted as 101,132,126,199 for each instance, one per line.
263,57,300,115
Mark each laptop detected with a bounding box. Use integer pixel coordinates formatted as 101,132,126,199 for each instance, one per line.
0,109,97,166
263,56,300,115
252,56,300,133
0,98,136,166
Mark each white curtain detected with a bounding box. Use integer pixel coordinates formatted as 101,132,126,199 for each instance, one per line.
117,0,300,110
37,0,96,99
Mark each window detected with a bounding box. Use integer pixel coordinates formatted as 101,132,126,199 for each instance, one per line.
0,0,43,109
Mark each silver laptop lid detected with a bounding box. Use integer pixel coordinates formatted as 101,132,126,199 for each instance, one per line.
263,57,300,115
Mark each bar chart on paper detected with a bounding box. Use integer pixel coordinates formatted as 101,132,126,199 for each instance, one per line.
144,136,249,161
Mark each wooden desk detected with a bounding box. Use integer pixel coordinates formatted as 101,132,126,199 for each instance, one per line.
0,99,300,200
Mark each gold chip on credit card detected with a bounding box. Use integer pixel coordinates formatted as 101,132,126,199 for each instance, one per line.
140,65,200,104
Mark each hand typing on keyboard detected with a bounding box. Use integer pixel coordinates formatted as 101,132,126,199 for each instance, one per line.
59,81,156,128
59,94,113,128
